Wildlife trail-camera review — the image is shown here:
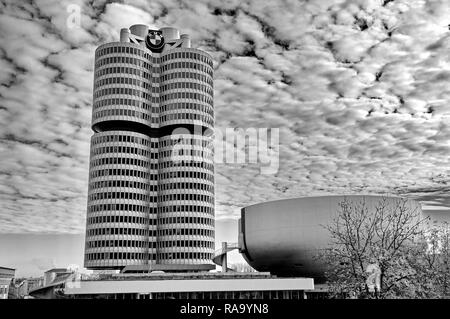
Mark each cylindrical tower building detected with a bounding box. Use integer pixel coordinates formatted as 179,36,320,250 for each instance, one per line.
84,26,215,271
158,48,215,265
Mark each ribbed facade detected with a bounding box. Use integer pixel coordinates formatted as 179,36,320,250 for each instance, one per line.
84,25,214,270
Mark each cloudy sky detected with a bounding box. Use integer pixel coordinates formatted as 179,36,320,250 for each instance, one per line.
0,0,450,274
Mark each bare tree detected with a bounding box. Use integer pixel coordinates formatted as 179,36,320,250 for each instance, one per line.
320,197,429,299
409,222,450,298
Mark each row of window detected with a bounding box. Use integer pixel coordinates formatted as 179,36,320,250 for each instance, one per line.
93,108,157,123
91,138,213,156
88,203,152,214
96,56,152,71
94,97,157,113
158,252,213,260
88,192,155,202
159,149,212,159
161,71,212,86
86,252,213,261
161,141,213,151
161,61,212,76
158,193,214,204
158,205,214,214
159,216,214,226
92,134,152,145
159,240,214,249
90,158,155,170
90,168,153,179
96,45,151,60
158,228,214,237
87,215,212,227
178,147,212,157
86,239,155,249
94,87,151,101
89,189,214,203
86,252,155,261
159,182,213,192
87,240,215,251
95,66,154,81
91,167,215,182
158,170,214,182
89,185,214,196
91,145,156,157
86,227,214,239
160,136,213,148
90,180,154,191
88,203,214,214
161,50,212,68
161,82,213,97
160,102,213,117
160,91,213,105
160,112,213,125
161,147,213,156
92,107,213,125
90,192,214,203
94,76,152,90
87,215,155,225
86,227,152,236
159,160,214,172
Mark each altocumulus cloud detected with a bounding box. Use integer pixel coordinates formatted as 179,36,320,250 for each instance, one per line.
0,0,450,233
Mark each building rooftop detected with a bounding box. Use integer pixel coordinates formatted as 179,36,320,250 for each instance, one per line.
64,275,314,295
44,268,69,273
0,267,16,279
91,271,273,282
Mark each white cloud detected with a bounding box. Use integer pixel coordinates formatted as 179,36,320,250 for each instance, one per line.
1,0,450,234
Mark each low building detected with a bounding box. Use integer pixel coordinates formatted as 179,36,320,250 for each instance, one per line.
30,272,315,299
0,267,15,299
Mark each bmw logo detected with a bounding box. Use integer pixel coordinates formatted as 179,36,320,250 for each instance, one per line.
145,30,165,52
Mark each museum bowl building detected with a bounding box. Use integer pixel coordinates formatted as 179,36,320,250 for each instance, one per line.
238,195,423,281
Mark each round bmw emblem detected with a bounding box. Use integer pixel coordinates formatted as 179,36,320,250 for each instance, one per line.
145,30,165,52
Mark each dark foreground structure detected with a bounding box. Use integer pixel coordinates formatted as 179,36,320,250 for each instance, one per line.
238,195,422,281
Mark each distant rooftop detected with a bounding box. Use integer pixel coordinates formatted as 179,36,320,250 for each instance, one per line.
44,268,69,273
0,266,15,271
